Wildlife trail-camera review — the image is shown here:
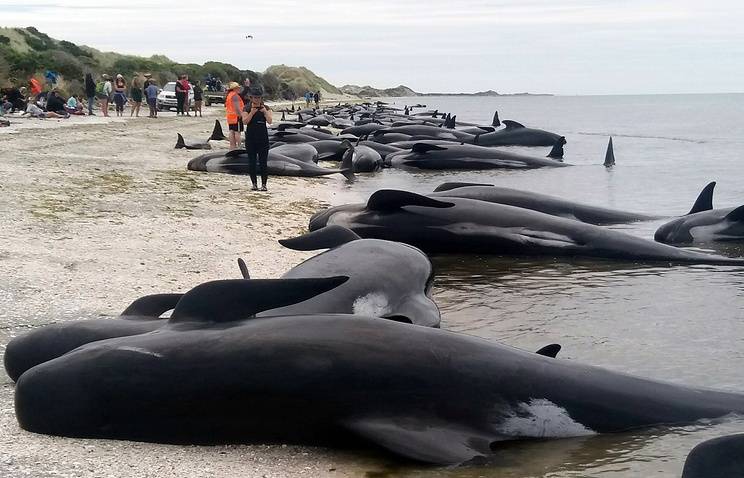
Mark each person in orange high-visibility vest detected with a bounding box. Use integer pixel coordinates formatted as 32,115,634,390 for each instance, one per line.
225,82,244,150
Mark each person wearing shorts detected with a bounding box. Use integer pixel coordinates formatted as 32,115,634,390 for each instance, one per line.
225,81,244,150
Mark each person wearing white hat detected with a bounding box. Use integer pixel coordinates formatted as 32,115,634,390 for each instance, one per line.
112,74,127,116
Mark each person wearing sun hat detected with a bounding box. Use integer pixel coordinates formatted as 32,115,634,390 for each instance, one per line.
225,81,244,150
241,85,272,191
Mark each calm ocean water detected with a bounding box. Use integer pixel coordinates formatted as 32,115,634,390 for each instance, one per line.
329,94,744,477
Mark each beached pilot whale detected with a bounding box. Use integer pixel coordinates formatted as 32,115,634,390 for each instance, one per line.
474,120,564,147
3,293,183,382
339,141,383,172
309,189,744,265
4,227,438,381
14,281,744,465
682,434,744,478
655,182,744,244
187,149,355,180
384,139,568,170
272,226,439,326
175,133,212,150
431,182,661,225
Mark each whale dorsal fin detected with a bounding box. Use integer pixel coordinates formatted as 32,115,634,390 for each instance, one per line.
209,120,227,141
725,205,744,221
687,182,716,215
603,137,615,167
492,111,501,127
412,143,448,154
279,226,361,251
433,182,494,192
536,344,562,358
170,277,349,323
503,120,525,129
547,136,566,160
367,190,455,212
237,258,250,279
175,133,186,149
121,293,183,317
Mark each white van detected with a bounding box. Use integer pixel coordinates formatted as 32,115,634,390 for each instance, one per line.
156,82,195,111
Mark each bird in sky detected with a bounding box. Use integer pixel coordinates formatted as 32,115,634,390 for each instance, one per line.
245,35,253,39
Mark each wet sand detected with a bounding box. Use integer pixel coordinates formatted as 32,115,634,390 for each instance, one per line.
0,106,381,478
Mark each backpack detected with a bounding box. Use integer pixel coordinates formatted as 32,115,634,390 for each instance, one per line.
95,82,106,96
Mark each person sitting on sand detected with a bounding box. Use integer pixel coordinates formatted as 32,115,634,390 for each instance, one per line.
22,102,67,119
225,81,244,150
241,86,273,192
145,80,158,118
65,95,85,115
46,89,68,115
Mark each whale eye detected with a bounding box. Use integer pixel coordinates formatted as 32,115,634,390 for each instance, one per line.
382,315,413,324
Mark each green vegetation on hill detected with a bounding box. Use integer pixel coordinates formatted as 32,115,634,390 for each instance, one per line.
0,27,340,100
340,84,419,97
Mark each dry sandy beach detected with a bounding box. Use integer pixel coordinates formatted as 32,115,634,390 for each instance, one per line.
0,106,394,478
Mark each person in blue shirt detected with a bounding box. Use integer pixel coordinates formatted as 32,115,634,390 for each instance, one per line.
144,80,159,118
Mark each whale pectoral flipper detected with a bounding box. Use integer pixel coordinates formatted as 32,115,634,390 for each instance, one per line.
170,277,349,323
433,182,495,192
344,417,493,465
502,120,525,129
237,258,250,279
121,293,184,317
687,182,716,214
279,226,361,251
367,190,455,212
225,149,248,158
535,344,562,358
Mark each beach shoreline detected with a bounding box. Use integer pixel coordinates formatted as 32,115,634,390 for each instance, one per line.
0,105,380,478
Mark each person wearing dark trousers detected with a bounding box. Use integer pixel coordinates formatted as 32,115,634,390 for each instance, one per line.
84,73,96,115
241,86,273,191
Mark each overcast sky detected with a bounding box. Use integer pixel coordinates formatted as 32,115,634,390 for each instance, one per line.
2,0,742,95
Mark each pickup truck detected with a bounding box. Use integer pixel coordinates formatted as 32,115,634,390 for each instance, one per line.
203,88,226,107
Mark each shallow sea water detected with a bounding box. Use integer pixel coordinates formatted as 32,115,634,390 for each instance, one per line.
328,94,744,477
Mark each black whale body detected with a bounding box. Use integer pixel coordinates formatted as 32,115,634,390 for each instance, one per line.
14,279,744,465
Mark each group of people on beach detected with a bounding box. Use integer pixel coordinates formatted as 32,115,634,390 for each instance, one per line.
305,90,321,108
1,71,206,121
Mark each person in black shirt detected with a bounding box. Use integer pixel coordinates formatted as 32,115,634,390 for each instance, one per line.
241,86,273,191
84,73,96,115
46,89,67,114
192,80,203,117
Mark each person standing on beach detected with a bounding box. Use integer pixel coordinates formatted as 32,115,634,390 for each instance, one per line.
192,80,203,117
130,78,142,117
314,91,320,108
96,74,112,117
84,73,96,115
112,74,127,116
175,75,187,116
305,91,312,108
145,80,159,118
225,82,244,150
241,86,272,191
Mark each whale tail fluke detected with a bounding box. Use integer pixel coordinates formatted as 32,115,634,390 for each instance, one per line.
687,182,716,214
492,111,500,127
603,137,615,167
209,120,227,141
175,133,186,149
340,141,356,182
547,136,566,161
237,258,250,279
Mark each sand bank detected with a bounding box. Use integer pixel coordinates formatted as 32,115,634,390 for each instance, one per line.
0,106,387,478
